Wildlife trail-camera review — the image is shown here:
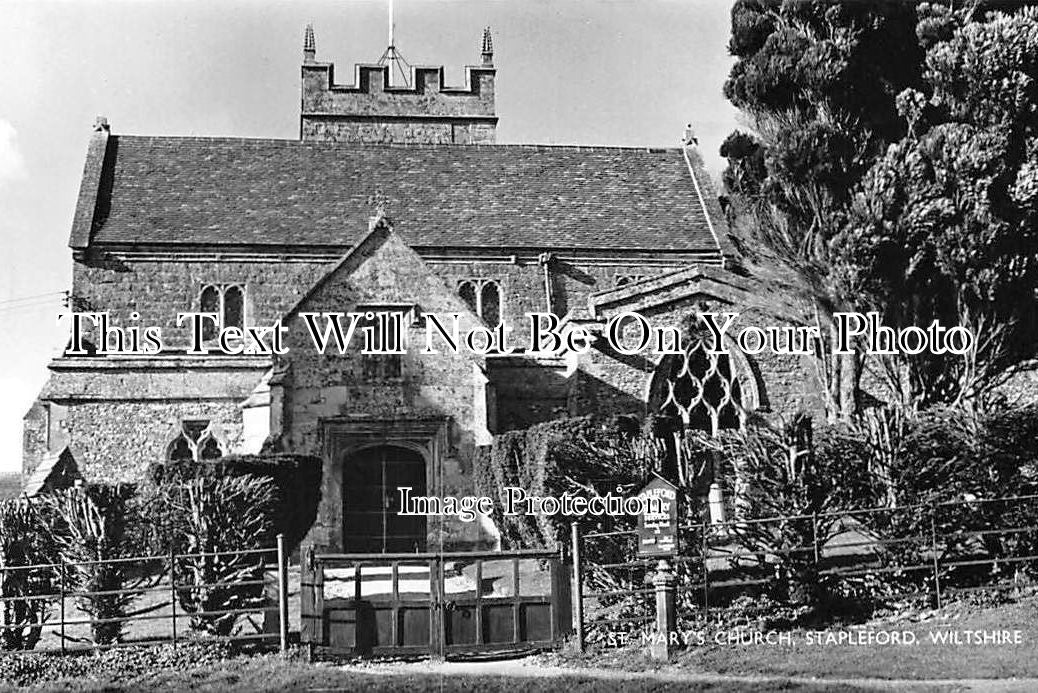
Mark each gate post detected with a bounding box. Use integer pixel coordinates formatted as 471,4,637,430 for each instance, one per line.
570,523,585,653
277,534,289,653
650,560,676,662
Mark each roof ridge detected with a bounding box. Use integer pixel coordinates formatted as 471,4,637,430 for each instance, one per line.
111,135,684,153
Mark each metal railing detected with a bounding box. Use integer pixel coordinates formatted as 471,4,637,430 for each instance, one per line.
572,493,1038,649
0,535,291,655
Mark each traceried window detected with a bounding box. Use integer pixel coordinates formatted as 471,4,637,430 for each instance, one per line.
198,284,246,340
649,337,744,436
167,420,224,462
457,279,501,326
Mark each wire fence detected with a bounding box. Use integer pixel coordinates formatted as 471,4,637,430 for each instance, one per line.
576,493,1038,643
0,538,291,655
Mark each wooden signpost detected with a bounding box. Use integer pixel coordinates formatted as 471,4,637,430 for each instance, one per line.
636,476,679,557
636,476,679,660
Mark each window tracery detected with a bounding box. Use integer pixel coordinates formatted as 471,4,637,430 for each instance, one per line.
166,420,225,462
650,336,745,435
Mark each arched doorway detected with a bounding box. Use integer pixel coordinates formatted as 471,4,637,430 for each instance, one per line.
342,445,427,553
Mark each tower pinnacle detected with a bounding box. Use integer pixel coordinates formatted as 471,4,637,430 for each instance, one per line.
304,23,316,63
481,26,493,65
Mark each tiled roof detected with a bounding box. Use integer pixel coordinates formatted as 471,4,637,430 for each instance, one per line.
22,446,78,497
74,136,726,255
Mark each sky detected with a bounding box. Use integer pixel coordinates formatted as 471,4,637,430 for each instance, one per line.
0,0,740,475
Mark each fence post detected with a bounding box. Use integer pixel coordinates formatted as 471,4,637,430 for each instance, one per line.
812,512,820,565
59,559,65,654
170,547,177,648
701,522,709,617
650,559,676,662
570,523,584,653
277,534,289,654
930,504,942,610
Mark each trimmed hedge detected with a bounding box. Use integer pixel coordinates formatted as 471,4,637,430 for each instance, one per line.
147,453,322,552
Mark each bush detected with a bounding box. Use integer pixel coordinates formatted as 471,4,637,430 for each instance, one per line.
718,413,873,606
477,414,718,644
852,404,1038,599
145,475,277,636
0,498,58,651
44,484,150,646
147,453,321,552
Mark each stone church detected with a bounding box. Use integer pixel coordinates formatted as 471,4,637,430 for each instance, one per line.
23,26,823,552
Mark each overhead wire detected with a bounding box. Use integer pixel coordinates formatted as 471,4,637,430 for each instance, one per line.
0,290,68,307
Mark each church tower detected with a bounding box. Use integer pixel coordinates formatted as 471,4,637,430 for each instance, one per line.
300,25,497,144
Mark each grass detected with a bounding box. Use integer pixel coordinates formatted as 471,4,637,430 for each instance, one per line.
685,598,1038,680
1,654,865,692
549,596,1038,682
10,576,1038,689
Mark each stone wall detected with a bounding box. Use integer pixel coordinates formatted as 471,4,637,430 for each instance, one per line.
301,121,495,145
71,256,330,344
487,357,572,432
427,259,684,329
278,225,497,551
46,235,832,547
36,358,266,483
301,62,496,145
999,366,1038,406
61,400,245,483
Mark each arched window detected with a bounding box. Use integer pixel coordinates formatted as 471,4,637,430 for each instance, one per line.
168,435,194,462
459,282,477,314
223,286,244,331
197,284,247,338
199,436,222,460
457,279,502,326
200,286,221,341
166,420,225,462
649,336,745,436
480,282,500,326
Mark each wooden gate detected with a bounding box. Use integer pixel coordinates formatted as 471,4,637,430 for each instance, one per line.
300,547,571,657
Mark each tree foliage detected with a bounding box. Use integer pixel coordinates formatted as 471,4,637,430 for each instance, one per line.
723,0,923,267
45,484,150,646
835,5,1038,409
146,475,277,636
0,499,57,651
148,453,322,553
719,414,872,605
723,1,1038,414
722,0,927,419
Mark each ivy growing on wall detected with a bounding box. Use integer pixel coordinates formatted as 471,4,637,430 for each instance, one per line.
475,414,716,550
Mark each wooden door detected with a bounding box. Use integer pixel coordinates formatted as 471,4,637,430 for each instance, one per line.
343,446,427,553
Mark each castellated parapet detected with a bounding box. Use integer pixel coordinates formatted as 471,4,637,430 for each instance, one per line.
300,25,496,145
